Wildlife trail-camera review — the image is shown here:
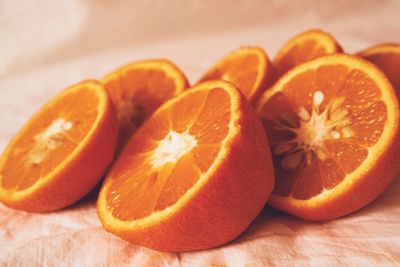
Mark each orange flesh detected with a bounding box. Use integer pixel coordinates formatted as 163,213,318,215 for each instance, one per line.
199,52,259,99
258,64,386,199
361,51,400,91
104,68,177,145
106,88,231,220
1,89,99,191
275,40,333,78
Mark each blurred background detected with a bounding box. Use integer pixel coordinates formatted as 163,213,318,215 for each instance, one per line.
0,0,399,149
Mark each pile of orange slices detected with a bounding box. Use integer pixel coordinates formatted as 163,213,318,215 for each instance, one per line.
0,29,399,252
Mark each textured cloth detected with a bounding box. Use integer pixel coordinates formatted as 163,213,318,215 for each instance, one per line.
1,1,400,266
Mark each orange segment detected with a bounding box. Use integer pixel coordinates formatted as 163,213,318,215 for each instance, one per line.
357,43,400,93
256,54,400,221
103,59,189,149
0,81,118,212
197,47,273,105
107,88,231,221
97,80,274,252
273,29,343,80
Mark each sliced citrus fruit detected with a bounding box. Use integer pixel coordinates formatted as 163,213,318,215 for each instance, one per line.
97,80,274,252
0,80,118,212
357,43,400,93
256,54,400,221
273,29,343,79
103,59,189,149
197,47,273,105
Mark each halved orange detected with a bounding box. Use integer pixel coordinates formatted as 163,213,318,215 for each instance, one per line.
256,54,400,221
103,59,189,149
357,43,400,93
197,47,273,105
0,81,118,212
273,29,343,80
97,80,274,252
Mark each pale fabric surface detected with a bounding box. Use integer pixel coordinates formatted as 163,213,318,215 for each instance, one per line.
1,1,400,266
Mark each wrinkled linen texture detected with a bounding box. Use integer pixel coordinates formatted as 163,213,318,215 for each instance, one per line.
1,0,399,266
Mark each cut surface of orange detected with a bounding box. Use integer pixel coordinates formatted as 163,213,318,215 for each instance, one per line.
197,47,273,105
103,59,189,149
357,43,400,93
0,81,118,212
256,54,400,221
273,29,343,80
97,80,274,252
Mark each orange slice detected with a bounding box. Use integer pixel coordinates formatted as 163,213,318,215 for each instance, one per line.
256,54,400,221
273,29,343,79
357,43,400,93
0,81,118,212
97,80,274,252
103,59,189,149
197,47,273,105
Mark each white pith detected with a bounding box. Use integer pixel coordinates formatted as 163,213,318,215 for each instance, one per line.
273,90,354,170
152,130,197,168
29,118,73,165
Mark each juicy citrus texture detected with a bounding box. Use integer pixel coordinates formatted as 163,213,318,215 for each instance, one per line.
0,81,118,212
198,47,273,105
97,80,274,252
256,54,400,221
273,29,343,79
106,87,230,221
103,59,189,149
357,43,400,93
